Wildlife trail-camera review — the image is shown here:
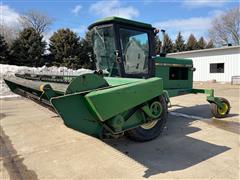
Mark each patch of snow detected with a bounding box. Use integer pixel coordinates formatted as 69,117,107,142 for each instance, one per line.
0,64,93,96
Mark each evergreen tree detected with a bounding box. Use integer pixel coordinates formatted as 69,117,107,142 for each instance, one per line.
79,30,95,69
49,28,81,67
163,33,174,53
186,34,198,51
155,35,161,55
206,39,215,49
197,37,207,49
0,35,9,64
10,28,46,66
174,32,185,52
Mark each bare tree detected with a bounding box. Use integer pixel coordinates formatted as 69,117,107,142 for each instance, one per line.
208,7,240,46
19,10,53,34
0,25,20,45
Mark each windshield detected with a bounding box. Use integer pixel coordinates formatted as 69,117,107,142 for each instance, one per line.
92,26,116,74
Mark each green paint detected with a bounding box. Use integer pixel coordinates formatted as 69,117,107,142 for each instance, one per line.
51,93,103,137
65,74,109,94
85,77,163,121
192,88,214,96
88,16,153,30
121,109,146,131
155,56,193,65
105,77,143,86
155,57,193,90
207,96,224,108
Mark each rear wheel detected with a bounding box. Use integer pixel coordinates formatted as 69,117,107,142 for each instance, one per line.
210,97,230,118
126,95,168,142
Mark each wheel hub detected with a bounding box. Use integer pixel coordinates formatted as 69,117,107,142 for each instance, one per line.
218,102,228,115
140,101,162,129
140,120,158,129
149,101,162,118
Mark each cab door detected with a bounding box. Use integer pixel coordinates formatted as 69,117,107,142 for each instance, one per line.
117,26,154,78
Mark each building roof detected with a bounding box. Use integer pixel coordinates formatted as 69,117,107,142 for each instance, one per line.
167,45,240,57
88,16,153,30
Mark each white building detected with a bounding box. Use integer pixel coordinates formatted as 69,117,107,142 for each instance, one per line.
167,46,240,82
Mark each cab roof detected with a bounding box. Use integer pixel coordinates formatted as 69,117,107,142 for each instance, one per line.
88,16,153,30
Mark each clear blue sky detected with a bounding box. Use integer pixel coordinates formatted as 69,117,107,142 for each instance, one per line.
2,0,239,42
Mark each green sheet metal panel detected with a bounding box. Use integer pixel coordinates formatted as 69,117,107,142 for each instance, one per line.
105,77,143,86
88,16,153,30
154,57,193,90
51,93,103,137
155,56,193,65
65,74,109,94
167,88,193,97
85,77,163,122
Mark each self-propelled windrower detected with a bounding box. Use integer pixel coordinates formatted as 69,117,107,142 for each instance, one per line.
4,17,230,141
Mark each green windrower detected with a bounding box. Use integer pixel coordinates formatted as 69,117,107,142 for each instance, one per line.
4,17,230,141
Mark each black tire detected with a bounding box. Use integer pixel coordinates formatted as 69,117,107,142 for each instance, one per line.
126,95,168,142
210,97,230,118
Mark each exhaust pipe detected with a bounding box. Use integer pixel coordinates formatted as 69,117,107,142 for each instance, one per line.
160,29,166,57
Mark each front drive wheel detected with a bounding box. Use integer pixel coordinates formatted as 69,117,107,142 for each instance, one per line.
210,97,230,118
126,95,168,142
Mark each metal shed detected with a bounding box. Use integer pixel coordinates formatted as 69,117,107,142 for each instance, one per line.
167,46,240,82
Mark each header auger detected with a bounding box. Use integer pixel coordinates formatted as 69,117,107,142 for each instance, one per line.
4,17,230,141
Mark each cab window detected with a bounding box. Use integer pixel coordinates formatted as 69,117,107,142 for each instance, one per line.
119,28,149,74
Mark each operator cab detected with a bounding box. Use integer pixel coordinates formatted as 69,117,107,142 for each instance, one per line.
88,16,157,78
88,17,194,92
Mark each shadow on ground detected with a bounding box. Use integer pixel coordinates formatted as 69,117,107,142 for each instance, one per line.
171,104,239,134
171,104,239,119
0,113,39,180
105,104,234,178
